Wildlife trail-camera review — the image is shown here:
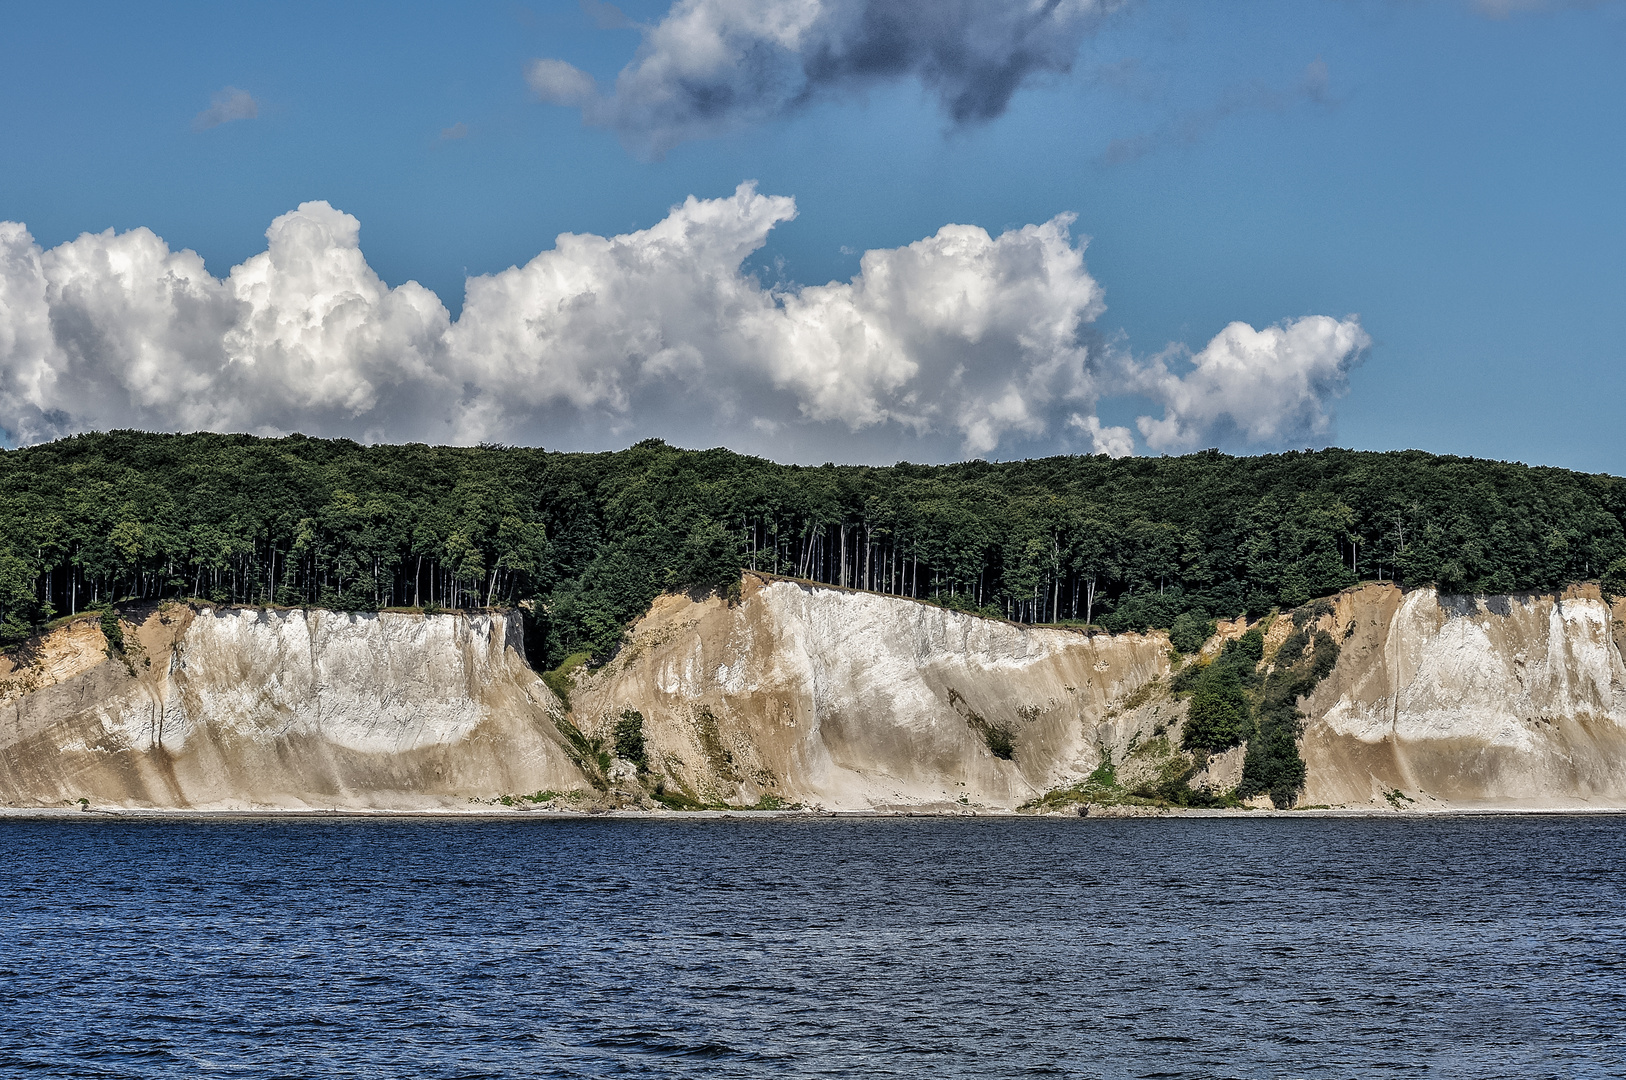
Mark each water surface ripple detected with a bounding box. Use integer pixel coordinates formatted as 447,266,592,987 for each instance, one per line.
1,816,1622,1078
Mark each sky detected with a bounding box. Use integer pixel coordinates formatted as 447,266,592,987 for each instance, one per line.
1,0,1623,470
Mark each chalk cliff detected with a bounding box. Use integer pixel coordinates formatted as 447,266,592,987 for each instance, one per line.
1300,583,1626,809
4,575,1625,812
0,604,582,810
569,575,1171,812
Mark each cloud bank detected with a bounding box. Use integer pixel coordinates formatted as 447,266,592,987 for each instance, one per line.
530,0,1124,155
0,188,1367,461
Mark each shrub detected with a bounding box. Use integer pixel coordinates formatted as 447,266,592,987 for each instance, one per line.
541,651,590,709
982,723,1016,760
1177,627,1265,754
1602,557,1626,601
651,783,709,810
1237,630,1339,808
1274,627,1309,665
613,708,648,771
1182,664,1251,752
1168,611,1216,655
100,609,124,654
1,614,30,646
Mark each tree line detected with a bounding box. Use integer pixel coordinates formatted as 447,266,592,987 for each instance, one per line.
3,431,1624,668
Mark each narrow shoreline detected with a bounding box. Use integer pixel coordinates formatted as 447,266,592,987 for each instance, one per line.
4,805,1625,822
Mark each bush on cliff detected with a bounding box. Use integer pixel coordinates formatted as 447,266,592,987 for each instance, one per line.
1171,622,1339,807
1168,611,1216,655
614,709,648,772
1178,628,1264,754
1603,558,1626,601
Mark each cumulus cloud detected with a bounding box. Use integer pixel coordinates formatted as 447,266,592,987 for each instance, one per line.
192,87,258,131
0,189,1366,461
0,205,451,445
0,187,1110,456
1067,413,1135,458
1130,316,1371,453
531,0,1123,155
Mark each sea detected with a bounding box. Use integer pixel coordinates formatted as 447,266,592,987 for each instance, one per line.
1,815,1621,1079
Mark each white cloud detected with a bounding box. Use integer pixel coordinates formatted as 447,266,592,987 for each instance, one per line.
534,0,1123,155
1131,316,1371,453
0,187,1107,456
192,87,258,131
1067,413,1135,458
0,189,1368,462
0,204,452,446
526,59,598,108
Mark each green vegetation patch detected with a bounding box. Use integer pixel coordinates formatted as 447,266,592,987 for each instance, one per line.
496,789,579,807
99,607,124,655
1168,611,1216,655
1169,620,1341,808
551,714,612,791
1125,755,1238,809
691,705,740,781
1176,628,1263,753
541,651,590,709
650,786,712,811
613,708,648,771
1383,788,1416,810
5,434,1623,670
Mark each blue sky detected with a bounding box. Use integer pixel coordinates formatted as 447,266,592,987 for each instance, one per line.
1,0,1623,470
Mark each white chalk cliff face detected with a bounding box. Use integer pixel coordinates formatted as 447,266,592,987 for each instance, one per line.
1300,584,1626,809
3,577,1625,812
571,576,1172,811
0,605,582,810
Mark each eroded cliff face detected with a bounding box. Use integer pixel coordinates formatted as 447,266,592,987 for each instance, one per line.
0,604,583,810
5,576,1625,813
1300,583,1626,809
570,575,1173,811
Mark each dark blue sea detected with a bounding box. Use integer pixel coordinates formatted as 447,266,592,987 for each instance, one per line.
1,815,1622,1079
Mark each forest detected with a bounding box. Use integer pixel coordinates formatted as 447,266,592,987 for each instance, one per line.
3,431,1625,669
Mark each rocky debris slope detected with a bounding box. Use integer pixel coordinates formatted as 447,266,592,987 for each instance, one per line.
0,604,583,810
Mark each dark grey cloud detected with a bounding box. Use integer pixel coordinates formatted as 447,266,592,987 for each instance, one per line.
530,0,1126,156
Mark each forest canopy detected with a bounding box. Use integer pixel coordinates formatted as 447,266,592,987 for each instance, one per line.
3,431,1624,668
